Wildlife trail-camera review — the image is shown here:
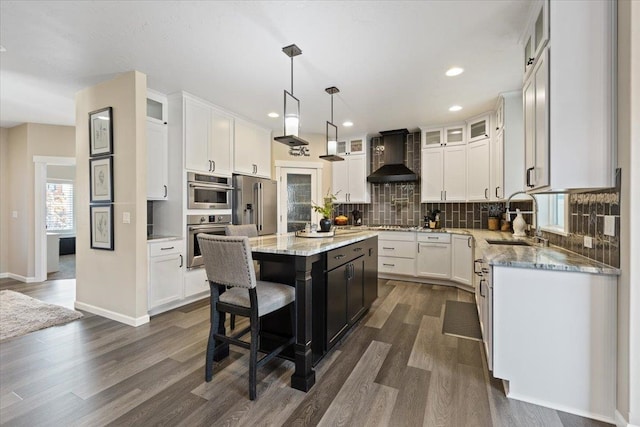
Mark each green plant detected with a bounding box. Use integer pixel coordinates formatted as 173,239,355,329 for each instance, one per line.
485,203,504,218
312,190,339,218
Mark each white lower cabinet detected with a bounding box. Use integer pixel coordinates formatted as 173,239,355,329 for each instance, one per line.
416,233,451,279
377,231,416,276
148,240,183,310
184,267,209,298
451,234,473,286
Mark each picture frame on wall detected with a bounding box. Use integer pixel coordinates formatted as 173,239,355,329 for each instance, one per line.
90,204,114,250
89,156,113,203
89,106,113,156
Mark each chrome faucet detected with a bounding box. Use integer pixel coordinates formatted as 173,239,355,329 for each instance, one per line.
505,191,544,240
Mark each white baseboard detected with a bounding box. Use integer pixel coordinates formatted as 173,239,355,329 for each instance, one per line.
506,390,615,425
148,291,208,317
616,410,639,427
1,272,39,283
74,301,150,327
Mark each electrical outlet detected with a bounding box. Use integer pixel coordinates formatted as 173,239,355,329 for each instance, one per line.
604,215,615,236
123,212,131,224
12,211,18,218
584,236,593,248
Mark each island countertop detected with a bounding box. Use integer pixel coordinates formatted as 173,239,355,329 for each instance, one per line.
248,230,379,256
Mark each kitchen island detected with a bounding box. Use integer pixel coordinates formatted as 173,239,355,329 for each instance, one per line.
247,230,378,392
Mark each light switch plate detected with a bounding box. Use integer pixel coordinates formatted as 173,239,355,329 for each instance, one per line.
584,236,593,248
123,212,131,224
604,215,615,236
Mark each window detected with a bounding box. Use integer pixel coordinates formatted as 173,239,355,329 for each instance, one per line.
46,181,74,232
536,193,568,235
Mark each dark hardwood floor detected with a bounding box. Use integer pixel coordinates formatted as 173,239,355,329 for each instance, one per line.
0,277,612,427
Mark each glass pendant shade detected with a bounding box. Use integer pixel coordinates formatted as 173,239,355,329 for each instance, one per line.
320,86,344,162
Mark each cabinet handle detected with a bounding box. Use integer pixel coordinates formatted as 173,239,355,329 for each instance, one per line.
353,247,362,252
527,57,535,66
382,247,395,250
484,188,489,199
179,254,183,268
160,246,175,251
495,186,500,198
444,190,447,200
417,244,420,253
480,279,486,297
334,254,345,260
212,160,216,172
208,160,212,172
526,167,535,187
474,259,483,275
382,263,395,267
427,236,439,240
468,236,472,248
163,185,168,198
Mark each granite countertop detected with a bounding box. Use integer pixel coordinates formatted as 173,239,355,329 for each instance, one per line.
249,230,379,256
467,229,620,276
147,235,182,243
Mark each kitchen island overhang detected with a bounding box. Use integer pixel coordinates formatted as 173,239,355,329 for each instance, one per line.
246,230,379,392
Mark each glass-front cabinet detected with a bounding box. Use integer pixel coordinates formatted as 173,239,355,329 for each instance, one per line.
422,128,443,148
444,125,465,146
337,137,365,155
523,0,549,79
421,124,465,148
467,114,491,143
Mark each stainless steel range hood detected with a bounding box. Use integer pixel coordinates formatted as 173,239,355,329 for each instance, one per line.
367,129,418,183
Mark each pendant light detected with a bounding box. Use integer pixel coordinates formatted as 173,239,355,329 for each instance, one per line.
319,86,344,162
274,44,309,147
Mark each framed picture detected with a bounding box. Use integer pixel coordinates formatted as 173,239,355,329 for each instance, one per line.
90,204,114,250
89,107,113,156
89,156,113,203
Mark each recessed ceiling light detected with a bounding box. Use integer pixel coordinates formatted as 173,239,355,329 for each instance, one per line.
268,112,279,118
445,67,464,77
449,105,462,112
342,121,353,127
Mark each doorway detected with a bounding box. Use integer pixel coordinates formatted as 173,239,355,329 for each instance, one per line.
34,156,76,283
275,161,323,234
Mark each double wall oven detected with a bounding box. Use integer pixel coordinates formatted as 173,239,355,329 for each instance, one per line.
187,172,233,210
186,214,231,269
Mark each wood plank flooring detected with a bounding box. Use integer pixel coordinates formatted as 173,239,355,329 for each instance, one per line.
0,277,612,427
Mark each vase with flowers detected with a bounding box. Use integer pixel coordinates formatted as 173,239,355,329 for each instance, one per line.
485,203,504,231
312,190,339,232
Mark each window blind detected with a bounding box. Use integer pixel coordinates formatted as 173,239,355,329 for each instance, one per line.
46,182,74,231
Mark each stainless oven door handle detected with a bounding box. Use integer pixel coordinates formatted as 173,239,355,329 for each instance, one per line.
258,182,264,232
188,225,227,232
188,183,232,191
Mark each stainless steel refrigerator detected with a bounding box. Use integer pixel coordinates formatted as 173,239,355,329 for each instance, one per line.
232,175,278,236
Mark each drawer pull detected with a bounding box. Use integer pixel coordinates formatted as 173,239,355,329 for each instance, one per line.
427,237,439,240
353,247,363,252
382,263,395,267
334,254,345,260
160,246,175,251
382,247,395,250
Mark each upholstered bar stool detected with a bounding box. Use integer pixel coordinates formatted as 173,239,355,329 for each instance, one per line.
197,234,295,400
224,224,259,330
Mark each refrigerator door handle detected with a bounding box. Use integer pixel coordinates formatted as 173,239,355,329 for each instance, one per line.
258,182,264,232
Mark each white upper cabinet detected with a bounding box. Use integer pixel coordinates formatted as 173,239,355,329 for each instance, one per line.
184,96,233,176
421,146,466,202
332,136,370,203
337,137,366,155
234,118,272,178
421,124,465,149
147,119,168,200
466,114,491,143
146,90,168,200
467,139,491,201
522,0,615,192
523,0,549,79
492,91,525,200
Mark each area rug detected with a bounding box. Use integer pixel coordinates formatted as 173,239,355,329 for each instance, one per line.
0,290,83,340
442,300,482,341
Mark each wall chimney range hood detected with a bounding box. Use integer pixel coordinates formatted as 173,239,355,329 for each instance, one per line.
367,129,419,183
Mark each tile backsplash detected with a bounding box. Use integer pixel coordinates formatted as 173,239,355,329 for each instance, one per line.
332,133,620,268
541,190,620,268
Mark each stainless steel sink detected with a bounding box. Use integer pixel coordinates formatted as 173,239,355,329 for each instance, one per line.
485,239,531,246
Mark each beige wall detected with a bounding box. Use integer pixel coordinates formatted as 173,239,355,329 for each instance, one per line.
48,165,76,181
617,1,640,424
0,128,8,274
271,132,333,195
75,71,149,323
0,124,75,279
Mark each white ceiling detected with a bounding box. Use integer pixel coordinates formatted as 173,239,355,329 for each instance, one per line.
0,1,531,137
